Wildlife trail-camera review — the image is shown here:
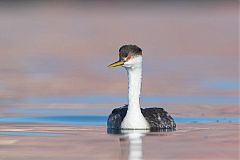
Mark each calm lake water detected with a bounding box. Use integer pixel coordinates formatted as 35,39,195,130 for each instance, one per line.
0,1,239,160
1,106,239,126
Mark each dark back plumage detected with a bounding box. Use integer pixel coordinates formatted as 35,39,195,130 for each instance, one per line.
107,105,176,131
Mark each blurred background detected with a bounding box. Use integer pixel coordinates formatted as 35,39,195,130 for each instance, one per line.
0,2,238,159
0,0,238,108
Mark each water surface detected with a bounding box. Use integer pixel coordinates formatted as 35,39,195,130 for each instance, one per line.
25,95,238,105
0,1,238,160
0,131,63,136
1,108,239,126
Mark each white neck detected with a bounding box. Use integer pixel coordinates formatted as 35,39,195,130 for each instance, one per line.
121,57,149,129
127,66,142,114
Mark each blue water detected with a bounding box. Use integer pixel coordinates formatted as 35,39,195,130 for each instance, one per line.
1,93,239,137
0,115,107,125
204,80,239,90
0,115,239,125
25,95,239,105
1,108,239,125
0,131,63,136
9,108,110,114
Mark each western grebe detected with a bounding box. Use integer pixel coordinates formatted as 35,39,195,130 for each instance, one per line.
107,45,176,130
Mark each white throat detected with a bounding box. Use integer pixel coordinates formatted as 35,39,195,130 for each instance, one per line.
121,57,149,129
127,66,142,113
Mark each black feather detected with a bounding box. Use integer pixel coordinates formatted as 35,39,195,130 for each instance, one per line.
107,105,176,131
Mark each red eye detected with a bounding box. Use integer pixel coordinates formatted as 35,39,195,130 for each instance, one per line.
126,55,132,61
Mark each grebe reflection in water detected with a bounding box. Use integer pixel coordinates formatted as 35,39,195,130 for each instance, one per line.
120,130,149,160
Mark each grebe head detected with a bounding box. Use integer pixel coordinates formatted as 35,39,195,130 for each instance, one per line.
108,45,143,69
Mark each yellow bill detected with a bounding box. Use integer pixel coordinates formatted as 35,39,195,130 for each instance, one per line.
108,60,124,67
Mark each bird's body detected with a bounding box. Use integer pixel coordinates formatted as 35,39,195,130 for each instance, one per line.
107,45,176,130
108,105,176,131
